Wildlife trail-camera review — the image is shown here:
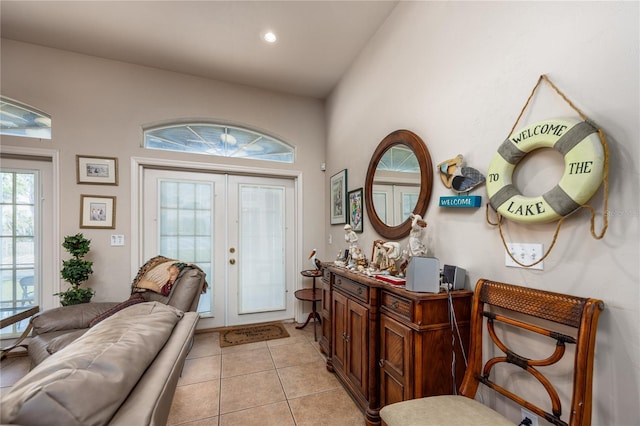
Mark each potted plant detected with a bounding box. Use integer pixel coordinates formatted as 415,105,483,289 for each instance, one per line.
56,233,95,306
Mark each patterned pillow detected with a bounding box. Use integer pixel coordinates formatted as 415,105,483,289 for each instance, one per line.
131,255,188,296
88,293,146,328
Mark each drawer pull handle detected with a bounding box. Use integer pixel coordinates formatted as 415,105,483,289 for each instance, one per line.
357,287,363,295
391,301,399,309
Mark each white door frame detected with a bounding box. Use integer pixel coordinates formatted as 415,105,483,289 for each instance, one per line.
0,145,60,311
131,156,305,326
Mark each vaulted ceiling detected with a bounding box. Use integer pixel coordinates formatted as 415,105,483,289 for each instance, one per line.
1,1,398,99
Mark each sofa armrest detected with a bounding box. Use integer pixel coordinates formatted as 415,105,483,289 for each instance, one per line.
31,302,120,335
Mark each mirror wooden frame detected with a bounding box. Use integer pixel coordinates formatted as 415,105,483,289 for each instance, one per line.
364,129,433,240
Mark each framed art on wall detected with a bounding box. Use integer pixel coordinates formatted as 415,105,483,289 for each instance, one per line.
77,155,118,185
348,187,364,232
330,169,347,225
80,195,116,229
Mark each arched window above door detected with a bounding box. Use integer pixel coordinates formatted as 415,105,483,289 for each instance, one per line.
144,123,294,164
0,97,51,139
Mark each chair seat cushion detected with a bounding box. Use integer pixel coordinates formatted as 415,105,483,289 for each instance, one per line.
379,395,514,426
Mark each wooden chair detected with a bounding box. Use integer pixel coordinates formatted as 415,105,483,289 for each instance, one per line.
380,278,604,426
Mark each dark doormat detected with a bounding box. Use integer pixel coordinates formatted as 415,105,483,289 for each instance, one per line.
219,321,290,347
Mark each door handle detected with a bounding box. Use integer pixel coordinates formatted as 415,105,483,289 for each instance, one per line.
229,259,236,265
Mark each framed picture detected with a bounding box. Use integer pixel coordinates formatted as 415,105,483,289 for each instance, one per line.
80,195,116,229
348,187,364,232
77,155,118,185
330,169,347,225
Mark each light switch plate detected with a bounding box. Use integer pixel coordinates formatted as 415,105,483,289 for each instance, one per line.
111,234,125,246
505,243,544,270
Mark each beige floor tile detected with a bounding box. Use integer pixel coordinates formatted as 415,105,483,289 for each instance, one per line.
289,387,365,426
283,321,318,339
269,341,324,369
221,347,274,378
179,355,221,385
219,370,285,414
220,340,267,354
219,401,295,426
172,416,218,426
277,359,342,399
167,380,220,425
266,333,309,347
188,332,221,359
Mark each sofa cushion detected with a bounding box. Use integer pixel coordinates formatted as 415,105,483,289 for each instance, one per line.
1,302,184,426
27,329,80,366
30,302,120,334
87,292,146,327
46,328,88,355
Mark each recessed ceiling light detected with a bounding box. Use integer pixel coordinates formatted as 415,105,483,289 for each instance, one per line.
263,31,277,43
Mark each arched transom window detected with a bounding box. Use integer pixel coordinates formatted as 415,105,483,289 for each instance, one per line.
0,97,51,139
144,123,294,163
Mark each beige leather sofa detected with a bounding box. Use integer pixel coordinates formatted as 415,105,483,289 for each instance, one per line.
1,258,206,426
28,259,205,366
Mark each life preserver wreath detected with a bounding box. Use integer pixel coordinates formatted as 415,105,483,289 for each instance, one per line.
486,118,604,223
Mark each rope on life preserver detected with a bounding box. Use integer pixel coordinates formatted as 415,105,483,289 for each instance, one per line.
486,75,610,268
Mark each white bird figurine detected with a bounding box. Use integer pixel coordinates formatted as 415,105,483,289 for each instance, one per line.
309,249,322,270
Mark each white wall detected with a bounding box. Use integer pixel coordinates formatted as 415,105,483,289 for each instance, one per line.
326,1,638,424
1,39,326,306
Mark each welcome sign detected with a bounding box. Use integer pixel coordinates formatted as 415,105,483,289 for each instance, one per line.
439,195,482,208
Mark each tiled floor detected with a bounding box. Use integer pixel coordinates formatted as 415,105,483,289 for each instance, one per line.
0,321,365,425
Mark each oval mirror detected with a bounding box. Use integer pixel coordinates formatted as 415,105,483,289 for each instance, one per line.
365,129,433,240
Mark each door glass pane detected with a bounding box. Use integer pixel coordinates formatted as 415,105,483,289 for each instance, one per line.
0,170,37,337
158,179,213,314
373,191,388,224
402,192,419,223
238,184,285,314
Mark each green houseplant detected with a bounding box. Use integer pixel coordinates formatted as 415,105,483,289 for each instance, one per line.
56,233,95,306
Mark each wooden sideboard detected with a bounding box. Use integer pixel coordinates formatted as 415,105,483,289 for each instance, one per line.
320,264,472,426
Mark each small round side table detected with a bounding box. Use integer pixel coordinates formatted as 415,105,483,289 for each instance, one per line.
295,269,323,341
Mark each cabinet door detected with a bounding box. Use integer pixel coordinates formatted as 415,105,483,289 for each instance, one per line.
346,298,369,400
332,291,347,372
380,314,413,407
319,279,332,356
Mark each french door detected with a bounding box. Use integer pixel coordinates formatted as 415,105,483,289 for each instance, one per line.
142,168,295,328
0,156,54,337
373,184,420,226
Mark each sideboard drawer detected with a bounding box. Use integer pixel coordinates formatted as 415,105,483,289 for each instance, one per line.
323,267,331,281
381,291,412,322
334,275,369,303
